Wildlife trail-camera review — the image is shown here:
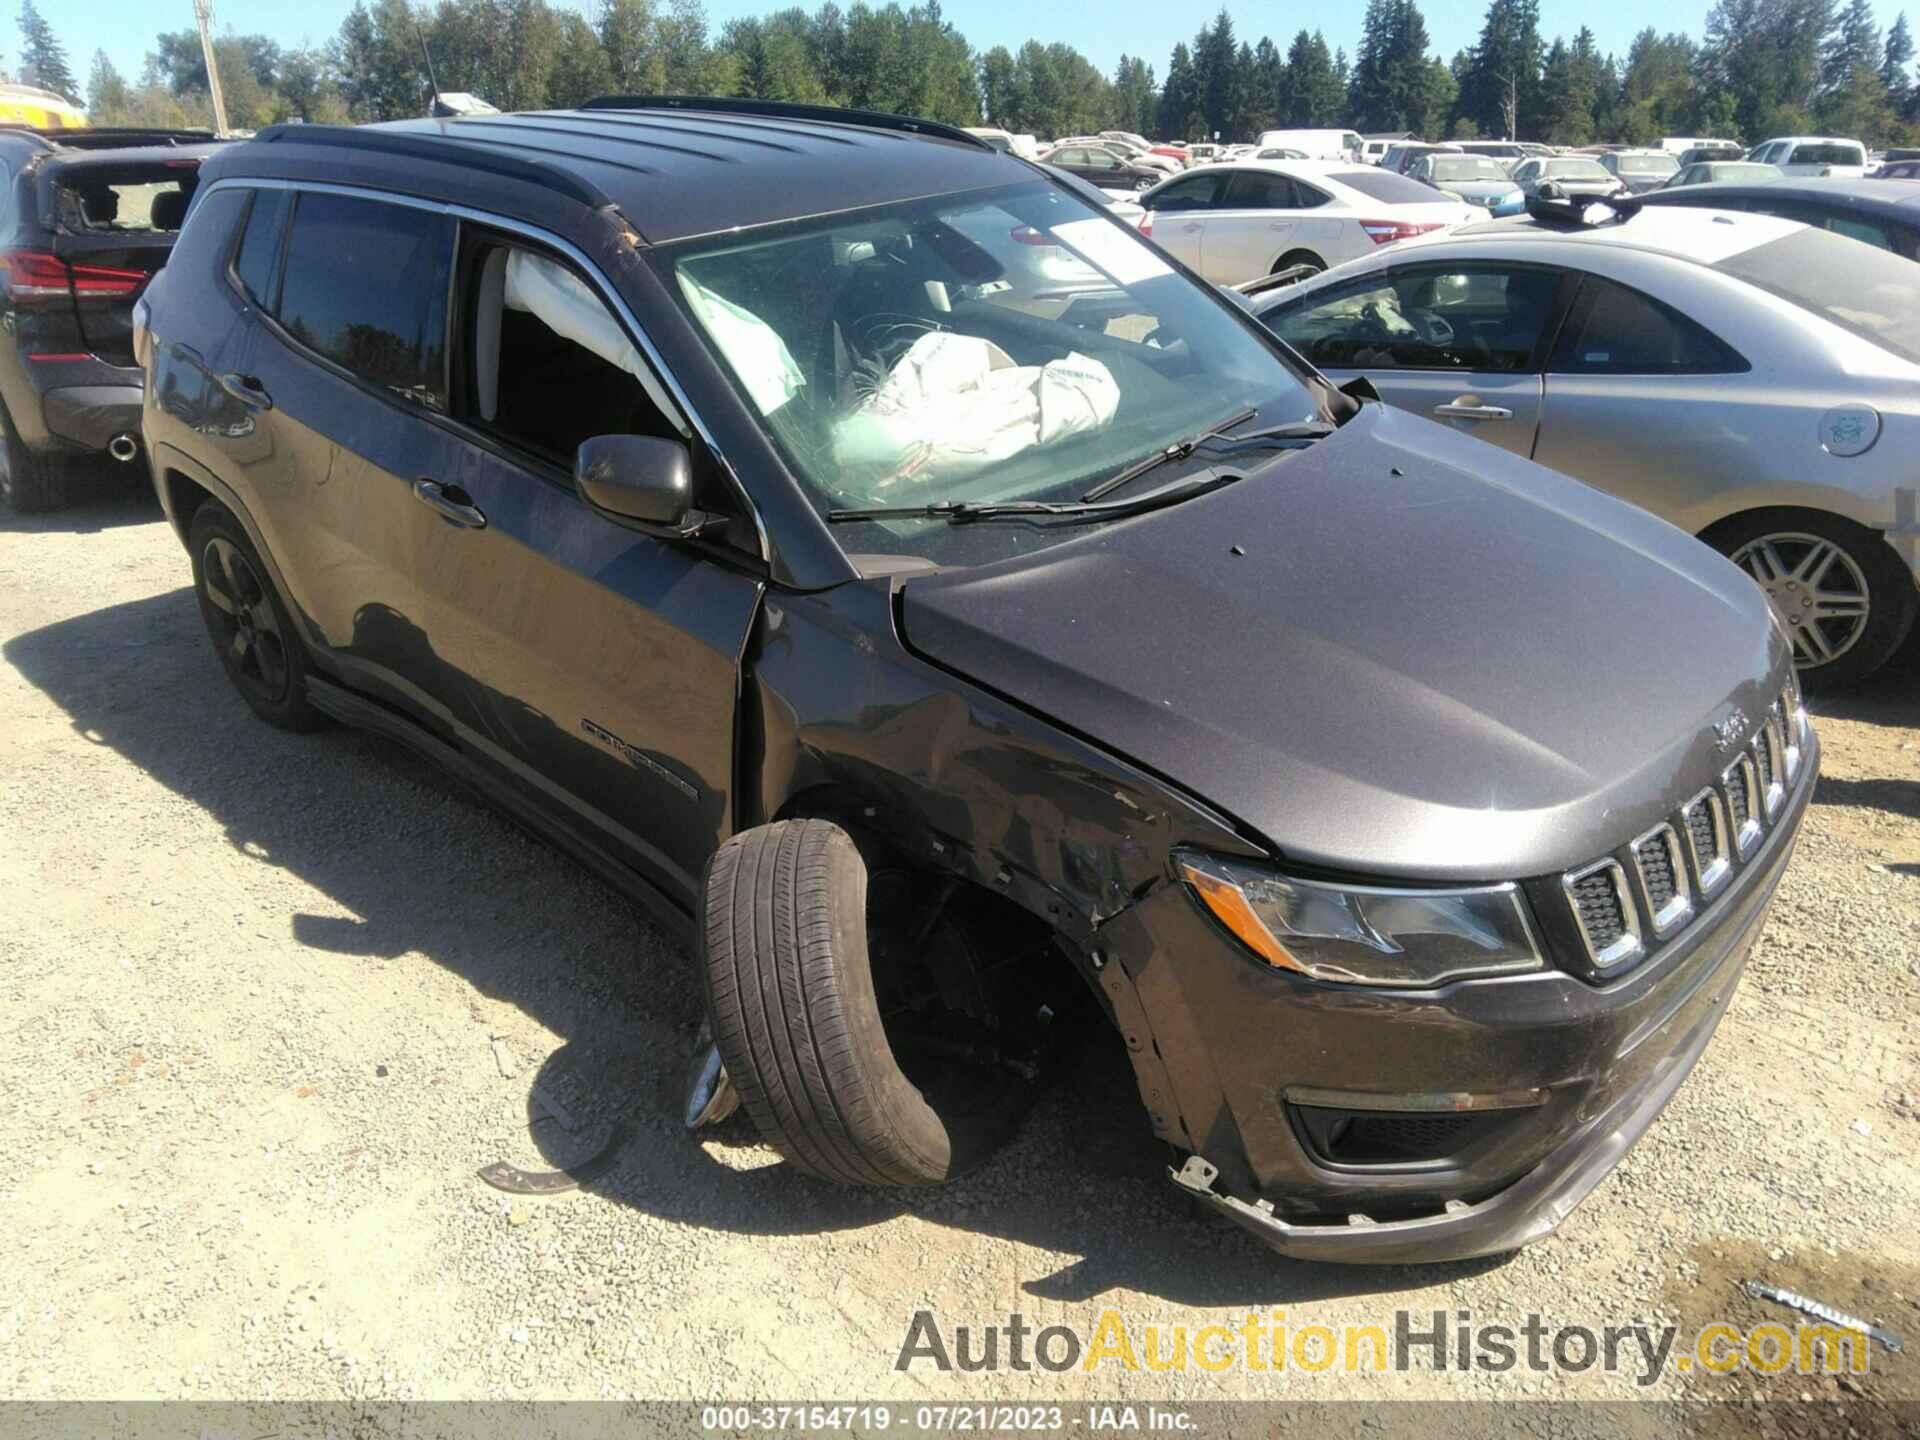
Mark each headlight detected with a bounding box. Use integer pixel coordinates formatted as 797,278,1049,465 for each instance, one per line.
1176,851,1544,987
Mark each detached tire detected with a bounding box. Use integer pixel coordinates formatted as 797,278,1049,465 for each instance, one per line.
0,400,75,514
702,819,1015,1186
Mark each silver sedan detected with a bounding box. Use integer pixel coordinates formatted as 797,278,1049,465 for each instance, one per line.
1251,205,1920,686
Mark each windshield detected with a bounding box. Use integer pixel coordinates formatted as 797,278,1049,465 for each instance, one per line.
658,181,1322,565
1548,159,1612,180
1620,154,1679,174
1430,157,1510,182
1716,229,1920,364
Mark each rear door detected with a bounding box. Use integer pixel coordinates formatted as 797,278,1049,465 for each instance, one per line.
212,187,468,726
46,156,204,366
1203,169,1307,284
1262,260,1572,458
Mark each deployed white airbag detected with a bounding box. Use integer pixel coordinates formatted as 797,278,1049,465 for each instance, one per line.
675,271,806,415
502,249,685,432
831,332,1119,485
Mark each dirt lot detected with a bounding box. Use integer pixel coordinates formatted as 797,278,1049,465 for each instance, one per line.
1,489,1917,1419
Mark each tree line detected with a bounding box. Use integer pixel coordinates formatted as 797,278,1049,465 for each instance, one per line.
22,0,1920,147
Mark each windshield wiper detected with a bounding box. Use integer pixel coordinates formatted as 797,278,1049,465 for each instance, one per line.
828,470,1241,526
1080,412,1335,502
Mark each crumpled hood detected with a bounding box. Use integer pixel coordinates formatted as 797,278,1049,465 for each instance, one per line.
899,403,1790,881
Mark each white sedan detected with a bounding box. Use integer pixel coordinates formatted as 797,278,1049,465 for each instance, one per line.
1134,160,1475,285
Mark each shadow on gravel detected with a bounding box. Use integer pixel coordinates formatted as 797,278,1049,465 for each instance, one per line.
1808,625,1920,730
6,586,1513,1309
0,472,160,534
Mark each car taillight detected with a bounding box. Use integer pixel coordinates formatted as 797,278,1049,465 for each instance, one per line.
1359,220,1444,245
0,249,148,303
1139,212,1154,237
1009,225,1055,247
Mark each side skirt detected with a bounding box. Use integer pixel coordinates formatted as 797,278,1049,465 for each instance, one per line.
304,674,698,948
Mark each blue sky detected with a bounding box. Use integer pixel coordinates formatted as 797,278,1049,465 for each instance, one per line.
53,0,1920,100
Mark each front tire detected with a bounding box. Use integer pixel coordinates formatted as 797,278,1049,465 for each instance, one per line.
701,819,1028,1187
1705,509,1919,691
188,502,328,731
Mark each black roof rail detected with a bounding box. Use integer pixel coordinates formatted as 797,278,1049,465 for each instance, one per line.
579,94,992,150
250,123,615,209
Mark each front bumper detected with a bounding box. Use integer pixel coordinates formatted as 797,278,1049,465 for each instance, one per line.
1103,734,1816,1265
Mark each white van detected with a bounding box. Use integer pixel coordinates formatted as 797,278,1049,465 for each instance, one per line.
1256,129,1364,162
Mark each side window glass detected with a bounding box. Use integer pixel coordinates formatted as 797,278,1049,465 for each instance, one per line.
233,188,289,307
1272,267,1559,372
1549,277,1742,374
1225,171,1296,210
276,192,453,411
461,240,679,466
1826,216,1893,251
1150,174,1226,212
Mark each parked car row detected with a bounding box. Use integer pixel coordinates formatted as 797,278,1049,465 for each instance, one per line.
1248,195,1920,687
0,102,1891,1278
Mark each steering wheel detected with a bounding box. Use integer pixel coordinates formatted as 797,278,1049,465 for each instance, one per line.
1416,312,1455,346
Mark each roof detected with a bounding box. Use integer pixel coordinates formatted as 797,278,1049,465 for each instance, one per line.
1638,176,1920,215
228,99,1026,245
1439,204,1802,263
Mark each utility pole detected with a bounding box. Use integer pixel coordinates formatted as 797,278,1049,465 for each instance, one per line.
193,0,231,137
1500,68,1519,141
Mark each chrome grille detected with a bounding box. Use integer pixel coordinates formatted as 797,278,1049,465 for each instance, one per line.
1630,824,1692,936
1561,858,1642,969
1680,787,1732,897
1559,703,1807,974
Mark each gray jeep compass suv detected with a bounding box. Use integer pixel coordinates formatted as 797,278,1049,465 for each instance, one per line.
135,98,1814,1264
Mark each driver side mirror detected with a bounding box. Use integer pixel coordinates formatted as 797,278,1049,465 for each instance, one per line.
574,434,717,539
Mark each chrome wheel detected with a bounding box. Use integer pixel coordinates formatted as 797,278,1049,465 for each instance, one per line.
1730,531,1871,669
200,536,290,704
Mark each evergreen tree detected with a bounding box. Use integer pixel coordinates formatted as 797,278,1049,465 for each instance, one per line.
1882,12,1914,111
88,50,130,115
1457,0,1542,139
18,0,78,102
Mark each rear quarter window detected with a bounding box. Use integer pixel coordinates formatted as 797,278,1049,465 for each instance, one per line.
275,192,454,411
1328,169,1449,204
233,189,289,306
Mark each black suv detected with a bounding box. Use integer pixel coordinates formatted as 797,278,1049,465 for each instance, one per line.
137,99,1814,1264
0,126,226,512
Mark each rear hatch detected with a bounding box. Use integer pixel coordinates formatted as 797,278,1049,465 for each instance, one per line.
43,154,204,366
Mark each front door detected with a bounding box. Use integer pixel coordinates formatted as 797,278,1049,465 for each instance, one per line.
1137,168,1232,273
411,229,764,903
1262,261,1572,459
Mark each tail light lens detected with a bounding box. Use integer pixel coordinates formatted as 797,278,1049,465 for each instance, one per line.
1139,212,1154,238
1008,225,1055,247
1,249,148,303
1359,220,1444,245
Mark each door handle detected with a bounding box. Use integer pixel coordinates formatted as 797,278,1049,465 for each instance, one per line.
1433,401,1513,421
217,371,272,410
413,478,487,529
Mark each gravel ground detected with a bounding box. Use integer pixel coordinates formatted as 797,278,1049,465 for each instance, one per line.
1,489,1916,1421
